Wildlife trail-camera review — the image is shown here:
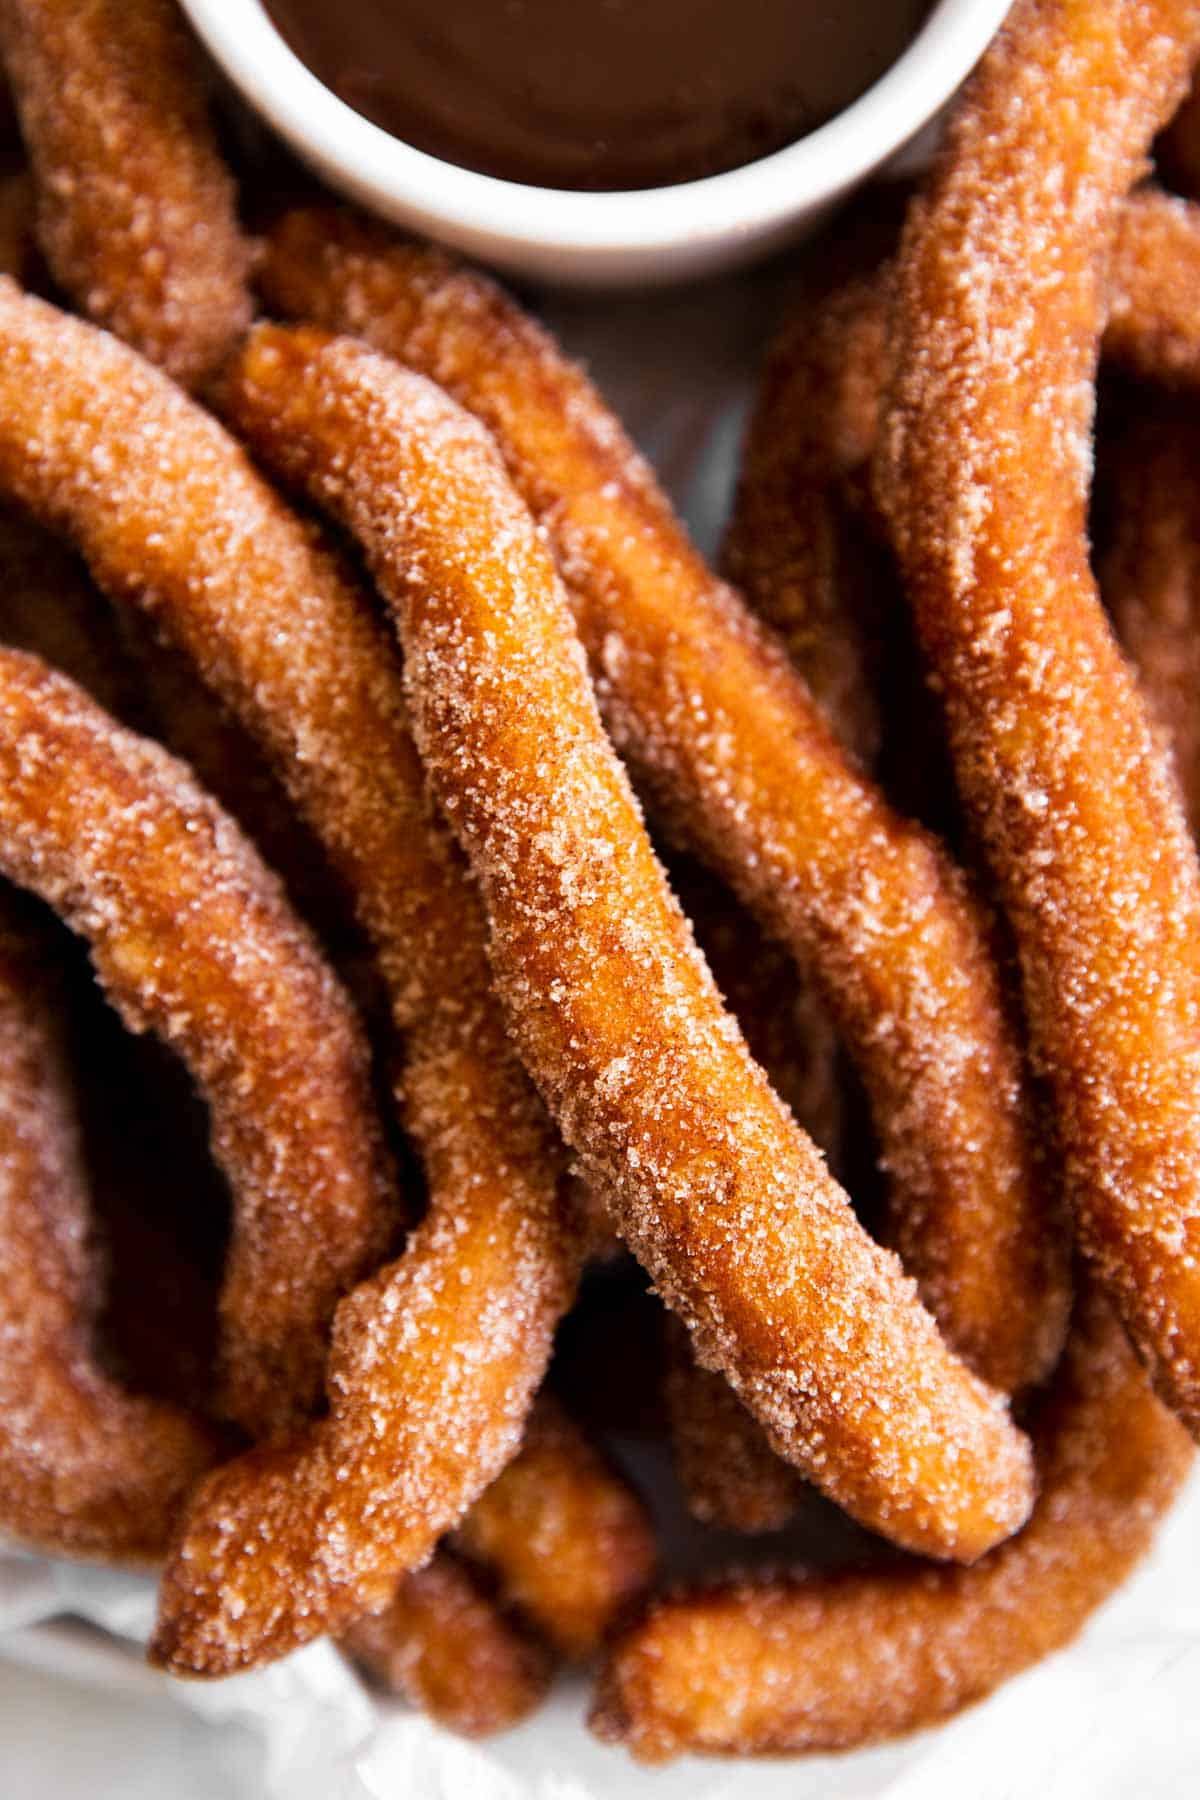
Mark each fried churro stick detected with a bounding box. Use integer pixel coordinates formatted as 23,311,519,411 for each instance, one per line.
453,1397,655,1659
0,0,251,387
592,1288,1192,1760
1099,397,1200,838
723,267,892,769
341,1554,553,1738
878,0,1200,1434
1108,187,1200,389
0,888,218,1562
219,323,1036,1568
662,1317,804,1535
662,858,843,1533
0,284,582,1673
0,648,395,1444
257,206,1066,1405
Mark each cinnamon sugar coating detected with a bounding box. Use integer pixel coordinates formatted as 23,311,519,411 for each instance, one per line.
592,1289,1192,1759
0,648,395,1442
454,1396,656,1658
0,286,585,1678
0,0,251,388
257,205,1067,1406
1108,188,1200,388
219,322,1037,1564
878,0,1200,1433
341,1552,553,1739
0,886,217,1561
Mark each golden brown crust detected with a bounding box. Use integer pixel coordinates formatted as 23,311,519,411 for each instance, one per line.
1108,187,1200,388
0,291,582,1668
0,285,585,1678
453,1396,656,1658
257,205,1068,1405
0,885,218,1561
0,0,251,387
878,0,1200,1435
218,322,1037,1567
1099,397,1200,837
0,648,394,1441
592,1289,1193,1760
341,1553,553,1738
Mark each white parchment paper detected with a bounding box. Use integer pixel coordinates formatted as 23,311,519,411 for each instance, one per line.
3,262,1198,1799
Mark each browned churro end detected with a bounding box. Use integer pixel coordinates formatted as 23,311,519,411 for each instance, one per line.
591,1292,1193,1761
343,1554,554,1738
453,1397,656,1658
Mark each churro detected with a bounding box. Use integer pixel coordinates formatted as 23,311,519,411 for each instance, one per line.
218,320,1037,1565
0,647,395,1442
592,1289,1193,1759
256,205,1067,1404
453,1397,656,1658
0,282,585,1675
878,0,1200,1433
342,1554,552,1738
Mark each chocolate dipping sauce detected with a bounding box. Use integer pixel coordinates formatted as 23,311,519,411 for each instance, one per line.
263,1,934,192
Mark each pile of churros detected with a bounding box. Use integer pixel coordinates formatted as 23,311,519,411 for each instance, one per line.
3,0,1200,1764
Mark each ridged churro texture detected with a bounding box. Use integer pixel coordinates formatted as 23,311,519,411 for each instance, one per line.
878,0,1200,1434
0,0,251,387
218,321,1037,1566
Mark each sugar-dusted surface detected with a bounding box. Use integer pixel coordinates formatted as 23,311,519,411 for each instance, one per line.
0,0,251,389
258,206,1066,1406
0,297,580,1660
1099,394,1200,838
878,0,1200,1433
0,649,393,1441
1108,187,1200,387
721,245,1069,1393
454,1396,656,1660
341,1551,552,1739
221,323,1037,1563
0,882,216,1562
592,1289,1193,1759
0,287,589,1677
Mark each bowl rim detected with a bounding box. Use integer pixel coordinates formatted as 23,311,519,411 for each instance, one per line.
182,0,1011,261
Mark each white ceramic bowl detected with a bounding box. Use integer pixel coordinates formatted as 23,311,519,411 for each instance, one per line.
182,0,1011,286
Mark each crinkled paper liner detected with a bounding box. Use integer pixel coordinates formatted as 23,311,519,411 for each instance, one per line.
4,265,1200,1800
